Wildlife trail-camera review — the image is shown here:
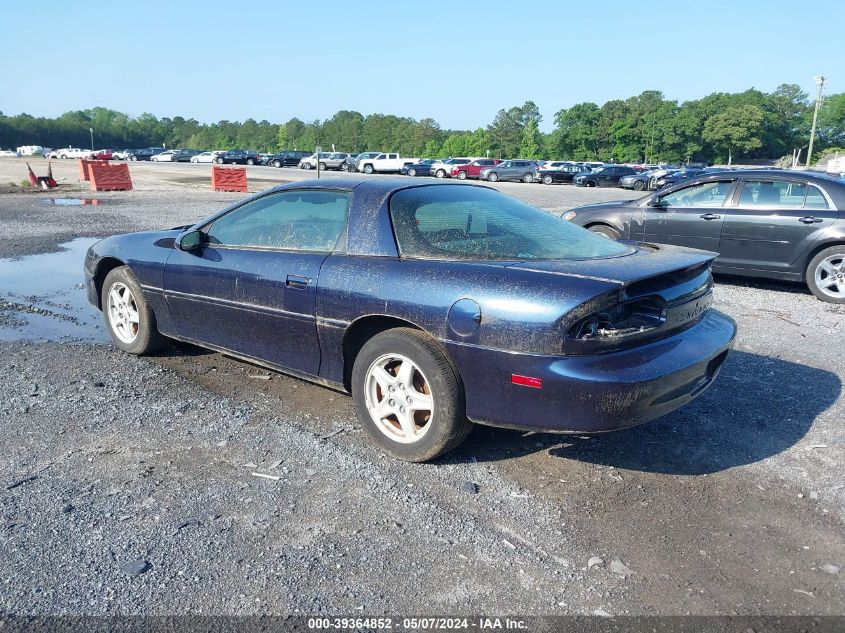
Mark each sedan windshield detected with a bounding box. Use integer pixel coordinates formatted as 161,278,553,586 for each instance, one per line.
390,185,634,261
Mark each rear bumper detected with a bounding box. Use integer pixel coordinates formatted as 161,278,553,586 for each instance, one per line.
445,310,736,433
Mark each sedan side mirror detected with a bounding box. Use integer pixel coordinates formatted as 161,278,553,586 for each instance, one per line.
176,229,205,251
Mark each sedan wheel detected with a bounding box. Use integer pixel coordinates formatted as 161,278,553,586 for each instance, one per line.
352,328,472,462
408,168,417,177
807,247,845,303
633,180,645,191
102,267,168,354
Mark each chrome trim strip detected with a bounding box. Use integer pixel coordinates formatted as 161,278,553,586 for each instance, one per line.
164,288,315,321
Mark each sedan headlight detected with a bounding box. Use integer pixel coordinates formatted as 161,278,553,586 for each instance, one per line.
562,211,577,221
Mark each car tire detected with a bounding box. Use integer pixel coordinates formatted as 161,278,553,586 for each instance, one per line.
363,164,374,175
522,173,533,183
129,155,137,161
487,172,499,182
351,328,472,462
588,224,622,240
586,180,596,187
408,168,417,177
806,245,845,303
272,159,282,168
246,158,255,165
215,157,224,164
457,171,467,180
633,180,645,191
542,175,553,185
101,266,169,355
435,169,445,178
319,162,327,171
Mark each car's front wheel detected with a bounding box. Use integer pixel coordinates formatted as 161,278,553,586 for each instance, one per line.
435,169,445,178
588,224,622,240
246,158,255,165
407,168,417,177
101,266,169,355
807,246,845,303
363,164,374,174
457,170,467,180
633,180,645,191
487,172,499,182
352,328,472,462
215,157,224,164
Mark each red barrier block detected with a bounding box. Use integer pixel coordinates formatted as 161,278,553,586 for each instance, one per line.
211,166,247,192
88,162,133,191
78,159,110,181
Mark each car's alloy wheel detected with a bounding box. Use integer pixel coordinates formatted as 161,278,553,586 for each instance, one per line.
435,169,445,178
457,171,467,180
319,162,327,170
352,328,472,462
633,180,644,191
586,181,596,187
247,158,254,165
408,168,417,177
215,157,224,164
488,172,498,182
522,173,533,183
129,155,137,161
363,165,374,174
107,282,140,345
101,267,169,355
807,247,845,303
273,160,281,168
543,175,553,185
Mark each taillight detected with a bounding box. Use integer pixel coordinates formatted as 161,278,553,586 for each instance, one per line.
563,297,667,354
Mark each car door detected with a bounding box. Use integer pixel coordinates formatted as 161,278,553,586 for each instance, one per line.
643,179,737,252
163,189,349,375
718,178,839,273
597,167,617,186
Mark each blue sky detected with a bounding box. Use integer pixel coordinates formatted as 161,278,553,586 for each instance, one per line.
2,1,843,132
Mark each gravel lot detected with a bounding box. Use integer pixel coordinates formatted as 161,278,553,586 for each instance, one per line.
0,157,843,617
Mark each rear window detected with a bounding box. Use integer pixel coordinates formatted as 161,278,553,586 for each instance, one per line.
389,186,634,261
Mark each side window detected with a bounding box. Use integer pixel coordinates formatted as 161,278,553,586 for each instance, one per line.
738,180,807,208
206,191,349,251
804,185,830,209
661,181,733,208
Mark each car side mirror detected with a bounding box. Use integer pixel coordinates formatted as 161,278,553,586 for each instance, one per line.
176,229,204,251
647,196,663,207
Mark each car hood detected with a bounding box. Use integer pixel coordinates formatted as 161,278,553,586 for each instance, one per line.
504,242,715,286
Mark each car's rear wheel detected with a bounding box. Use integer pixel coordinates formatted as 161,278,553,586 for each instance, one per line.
522,172,533,183
543,174,553,185
806,246,845,303
588,224,622,240
633,180,645,191
352,328,472,462
457,170,467,180
407,168,417,177
101,267,169,355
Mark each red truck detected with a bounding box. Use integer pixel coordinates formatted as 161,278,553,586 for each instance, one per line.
450,158,501,180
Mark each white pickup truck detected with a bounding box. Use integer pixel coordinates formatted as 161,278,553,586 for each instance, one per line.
358,153,419,174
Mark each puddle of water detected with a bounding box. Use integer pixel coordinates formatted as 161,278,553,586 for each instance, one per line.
43,198,103,206
0,238,108,342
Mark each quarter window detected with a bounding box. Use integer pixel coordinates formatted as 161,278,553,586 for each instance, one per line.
737,180,816,208
804,185,830,209
660,181,733,207
206,191,349,251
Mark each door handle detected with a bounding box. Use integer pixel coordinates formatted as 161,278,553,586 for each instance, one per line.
285,275,310,290
799,216,823,224
700,213,721,220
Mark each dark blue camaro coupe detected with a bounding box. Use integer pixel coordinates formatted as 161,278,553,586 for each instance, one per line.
85,178,736,461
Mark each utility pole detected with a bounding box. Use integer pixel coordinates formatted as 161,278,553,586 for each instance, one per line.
806,75,826,169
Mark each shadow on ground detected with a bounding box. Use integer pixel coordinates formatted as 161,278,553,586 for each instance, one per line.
447,350,839,475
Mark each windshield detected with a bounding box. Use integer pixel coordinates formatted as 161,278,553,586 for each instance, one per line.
390,185,634,261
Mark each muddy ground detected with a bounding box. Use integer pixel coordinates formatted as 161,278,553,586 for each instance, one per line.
0,157,842,618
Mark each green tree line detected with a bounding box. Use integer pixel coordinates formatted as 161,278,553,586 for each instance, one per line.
2,84,843,164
